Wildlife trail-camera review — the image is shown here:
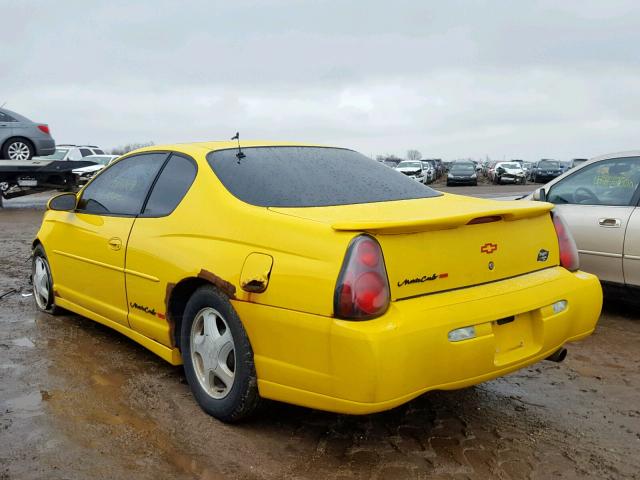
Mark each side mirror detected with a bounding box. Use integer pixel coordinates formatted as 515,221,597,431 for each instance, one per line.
532,188,546,202
48,192,77,211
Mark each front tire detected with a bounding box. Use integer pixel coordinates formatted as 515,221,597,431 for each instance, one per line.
181,285,260,422
3,138,34,160
32,245,61,314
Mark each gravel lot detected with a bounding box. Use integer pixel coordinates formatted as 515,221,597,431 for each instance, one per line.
1,186,639,479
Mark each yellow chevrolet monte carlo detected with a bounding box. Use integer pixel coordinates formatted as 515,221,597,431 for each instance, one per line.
32,141,602,422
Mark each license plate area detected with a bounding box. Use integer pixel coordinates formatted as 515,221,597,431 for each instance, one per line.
18,178,37,187
492,312,540,366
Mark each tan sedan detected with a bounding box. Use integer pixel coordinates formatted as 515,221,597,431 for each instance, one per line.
528,151,640,289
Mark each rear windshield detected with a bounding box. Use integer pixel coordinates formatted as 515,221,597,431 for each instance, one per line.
206,146,440,207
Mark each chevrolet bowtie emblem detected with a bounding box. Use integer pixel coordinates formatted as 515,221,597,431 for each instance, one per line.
480,243,498,254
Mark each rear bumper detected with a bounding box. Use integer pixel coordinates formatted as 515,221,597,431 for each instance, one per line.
499,175,525,183
238,267,602,414
33,138,56,156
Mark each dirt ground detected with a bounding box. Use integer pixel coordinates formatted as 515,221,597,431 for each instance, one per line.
1,194,639,480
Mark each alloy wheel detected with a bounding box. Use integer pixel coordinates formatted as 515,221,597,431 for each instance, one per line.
190,307,236,399
8,142,31,160
33,257,50,310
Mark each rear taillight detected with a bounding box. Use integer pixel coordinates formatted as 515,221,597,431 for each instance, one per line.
551,211,580,271
37,125,50,135
334,235,390,320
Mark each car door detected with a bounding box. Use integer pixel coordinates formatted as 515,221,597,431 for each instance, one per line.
546,156,640,284
47,152,168,325
622,205,640,287
124,153,198,346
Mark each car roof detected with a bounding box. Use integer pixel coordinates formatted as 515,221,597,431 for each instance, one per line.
131,141,332,158
57,144,101,148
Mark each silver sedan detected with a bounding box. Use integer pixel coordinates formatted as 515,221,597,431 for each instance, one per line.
0,107,56,160
528,151,640,288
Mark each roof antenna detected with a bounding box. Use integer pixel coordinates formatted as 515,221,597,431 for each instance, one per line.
0,101,6,109
231,132,246,164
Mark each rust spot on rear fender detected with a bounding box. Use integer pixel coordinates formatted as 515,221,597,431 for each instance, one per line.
197,269,237,299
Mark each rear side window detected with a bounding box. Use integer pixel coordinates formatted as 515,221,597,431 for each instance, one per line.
77,153,167,216
142,154,197,217
0,112,16,122
79,148,93,157
206,146,440,207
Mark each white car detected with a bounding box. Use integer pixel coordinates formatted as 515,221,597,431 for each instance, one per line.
72,154,119,184
36,144,105,161
493,162,526,184
421,160,436,183
395,160,426,184
528,151,640,290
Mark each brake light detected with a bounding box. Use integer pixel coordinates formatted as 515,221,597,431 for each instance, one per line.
551,211,579,271
37,125,50,135
334,235,390,320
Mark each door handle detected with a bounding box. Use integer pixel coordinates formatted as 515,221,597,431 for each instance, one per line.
108,237,122,250
598,218,621,228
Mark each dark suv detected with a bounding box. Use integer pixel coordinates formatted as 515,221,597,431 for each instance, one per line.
0,107,55,160
529,159,562,183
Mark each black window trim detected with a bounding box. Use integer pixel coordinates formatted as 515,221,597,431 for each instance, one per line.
138,152,198,218
547,156,640,208
75,151,171,218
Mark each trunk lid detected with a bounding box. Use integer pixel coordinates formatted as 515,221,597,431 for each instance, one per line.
270,194,560,299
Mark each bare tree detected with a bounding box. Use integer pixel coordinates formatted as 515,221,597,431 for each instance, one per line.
110,141,155,155
407,149,422,160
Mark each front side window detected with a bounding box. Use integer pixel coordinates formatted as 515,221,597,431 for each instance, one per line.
547,157,640,206
207,146,439,208
142,154,197,217
77,153,167,215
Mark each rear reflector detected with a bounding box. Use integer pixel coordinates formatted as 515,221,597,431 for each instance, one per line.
37,125,50,135
448,326,476,342
552,300,568,314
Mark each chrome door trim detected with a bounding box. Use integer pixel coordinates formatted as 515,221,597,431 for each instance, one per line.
578,249,622,258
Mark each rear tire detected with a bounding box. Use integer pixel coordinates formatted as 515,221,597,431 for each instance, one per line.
181,285,260,422
2,138,34,160
32,245,62,315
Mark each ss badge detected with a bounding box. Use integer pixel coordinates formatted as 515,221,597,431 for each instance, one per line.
537,249,549,262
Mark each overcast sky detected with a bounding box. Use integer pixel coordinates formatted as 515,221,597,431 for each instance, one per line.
2,0,640,161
